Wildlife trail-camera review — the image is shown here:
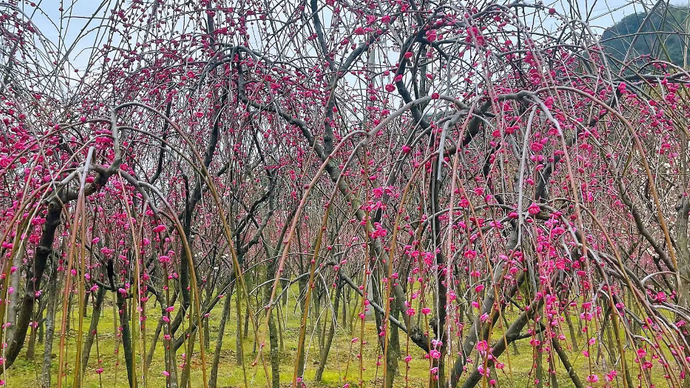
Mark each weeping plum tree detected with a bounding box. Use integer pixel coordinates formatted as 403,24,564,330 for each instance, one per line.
1,0,690,387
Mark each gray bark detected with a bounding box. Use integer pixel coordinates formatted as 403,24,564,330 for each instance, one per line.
40,256,59,388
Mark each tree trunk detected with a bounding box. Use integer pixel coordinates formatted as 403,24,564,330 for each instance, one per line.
38,309,44,344
117,292,136,388
341,286,348,327
315,283,341,382
166,333,179,388
370,269,398,388
209,286,233,388
243,302,250,339
7,245,24,341
296,275,308,378
235,289,244,366
552,337,583,388
268,309,280,388
81,286,106,372
388,304,401,388
565,308,579,351
180,334,195,388
146,318,163,371
8,203,62,368
264,259,280,388
549,356,559,388
204,282,213,351
40,257,60,388
277,302,285,353
535,339,544,388
25,317,37,361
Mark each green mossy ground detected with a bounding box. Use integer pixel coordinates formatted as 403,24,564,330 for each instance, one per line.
5,289,675,388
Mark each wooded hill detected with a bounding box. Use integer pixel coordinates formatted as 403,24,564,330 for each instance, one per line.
602,3,690,67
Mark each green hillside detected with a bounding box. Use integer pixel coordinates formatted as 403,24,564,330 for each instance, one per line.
601,4,690,67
